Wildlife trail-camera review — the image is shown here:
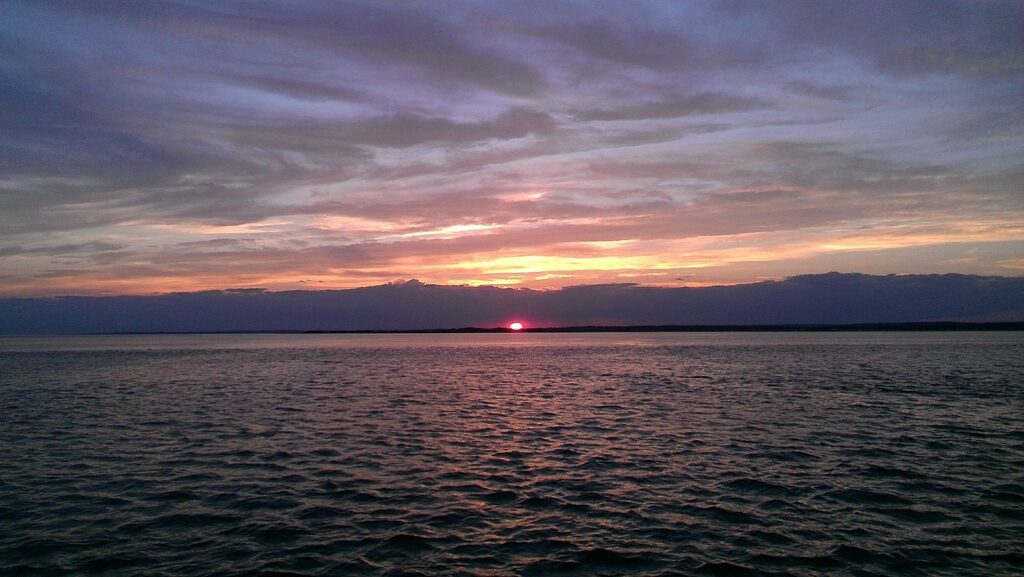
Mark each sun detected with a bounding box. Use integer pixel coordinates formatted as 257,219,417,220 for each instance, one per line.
507,321,525,331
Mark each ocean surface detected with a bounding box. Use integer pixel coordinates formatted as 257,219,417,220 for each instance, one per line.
1,332,1022,576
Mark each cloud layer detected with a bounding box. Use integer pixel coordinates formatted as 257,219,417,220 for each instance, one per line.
1,1,1022,295
1,273,1021,334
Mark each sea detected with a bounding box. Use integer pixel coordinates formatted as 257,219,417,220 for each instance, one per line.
1,332,1022,576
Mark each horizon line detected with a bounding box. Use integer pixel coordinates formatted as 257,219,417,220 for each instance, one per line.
6,321,1020,337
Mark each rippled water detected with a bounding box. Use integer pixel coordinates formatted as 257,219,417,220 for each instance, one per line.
2,332,1022,576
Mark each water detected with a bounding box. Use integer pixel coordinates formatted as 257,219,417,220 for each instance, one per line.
1,332,1022,576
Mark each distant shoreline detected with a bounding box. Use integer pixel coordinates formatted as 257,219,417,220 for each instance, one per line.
29,321,1020,336
303,322,1024,333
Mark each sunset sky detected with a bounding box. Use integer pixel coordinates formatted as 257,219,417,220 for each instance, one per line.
2,0,1022,296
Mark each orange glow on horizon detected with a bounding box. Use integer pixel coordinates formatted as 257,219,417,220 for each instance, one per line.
3,215,1022,298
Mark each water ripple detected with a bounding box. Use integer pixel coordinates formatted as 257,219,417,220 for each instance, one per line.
1,333,1022,576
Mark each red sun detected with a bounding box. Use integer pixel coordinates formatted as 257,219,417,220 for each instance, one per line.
507,321,525,331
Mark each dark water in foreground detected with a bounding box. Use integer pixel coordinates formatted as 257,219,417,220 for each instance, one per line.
1,332,1022,576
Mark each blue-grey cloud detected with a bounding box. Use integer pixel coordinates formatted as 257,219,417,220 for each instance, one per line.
751,0,1024,77
575,93,767,122
1,1,1021,294
1,273,1021,334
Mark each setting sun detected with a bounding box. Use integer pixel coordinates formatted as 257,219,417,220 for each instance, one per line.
507,321,524,331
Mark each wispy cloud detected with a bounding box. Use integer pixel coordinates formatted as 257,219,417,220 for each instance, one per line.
1,0,1022,296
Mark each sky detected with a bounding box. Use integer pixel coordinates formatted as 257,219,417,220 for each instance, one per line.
1,0,1022,297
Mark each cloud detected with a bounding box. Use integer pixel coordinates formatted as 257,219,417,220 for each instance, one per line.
575,93,767,122
739,0,1024,77
521,20,698,70
341,108,557,148
0,241,125,259
1,273,1021,333
785,81,855,101
1,1,1021,294
217,73,369,103
22,0,545,96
